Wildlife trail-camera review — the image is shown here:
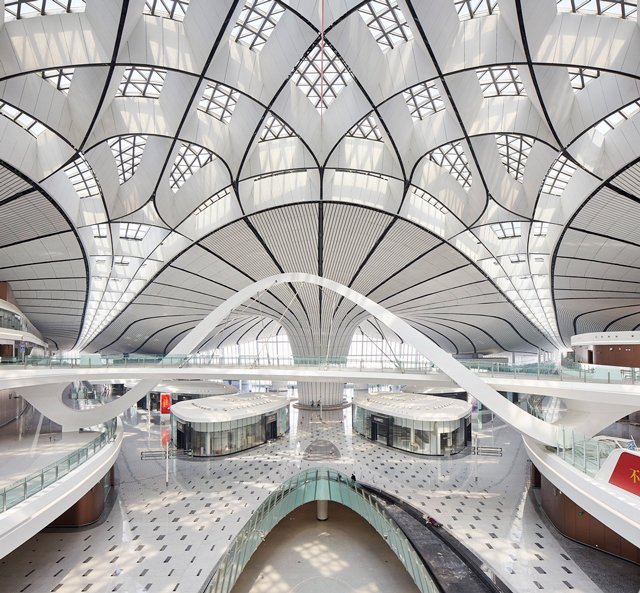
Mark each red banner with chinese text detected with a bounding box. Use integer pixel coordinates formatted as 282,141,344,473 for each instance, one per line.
161,393,171,415
609,451,640,496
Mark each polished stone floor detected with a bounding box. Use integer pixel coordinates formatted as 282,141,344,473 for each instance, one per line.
0,403,639,593
0,405,97,488
231,501,419,593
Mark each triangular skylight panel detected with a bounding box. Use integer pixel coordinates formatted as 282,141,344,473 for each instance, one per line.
413,187,449,214
541,154,576,196
358,0,413,52
556,0,637,19
116,67,166,98
64,154,101,199
496,134,533,182
568,67,600,92
477,66,526,97
403,81,445,121
41,68,74,94
144,0,189,20
428,142,473,190
0,101,46,136
108,135,148,184
198,82,239,124
195,186,232,215
293,44,352,113
231,0,285,52
454,0,499,20
4,0,86,21
346,114,383,141
260,113,295,141
595,99,640,135
169,143,214,192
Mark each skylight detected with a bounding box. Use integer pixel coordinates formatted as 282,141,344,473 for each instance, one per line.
64,155,100,199
116,67,167,99
403,81,445,121
413,187,449,214
428,142,473,190
292,44,352,112
260,113,295,141
595,99,640,135
533,221,549,236
144,0,189,20
358,0,413,52
41,68,74,94
454,0,499,20
119,223,150,241
92,223,108,238
169,143,214,192
541,155,576,196
556,0,637,19
0,101,46,137
496,134,533,182
4,0,85,21
198,82,239,124
509,253,526,263
346,114,383,141
231,0,285,52
477,66,526,97
491,221,521,239
108,135,147,184
568,66,600,92
113,256,130,266
195,186,232,215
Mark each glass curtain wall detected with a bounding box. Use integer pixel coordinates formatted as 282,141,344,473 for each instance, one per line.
353,404,469,456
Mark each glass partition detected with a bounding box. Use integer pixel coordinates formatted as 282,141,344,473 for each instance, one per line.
202,468,439,593
0,419,117,513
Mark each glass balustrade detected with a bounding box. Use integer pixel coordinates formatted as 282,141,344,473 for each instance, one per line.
0,419,117,513
202,468,438,593
3,354,640,385
554,426,620,477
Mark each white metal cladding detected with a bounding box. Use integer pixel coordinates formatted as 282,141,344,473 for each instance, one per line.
0,0,638,354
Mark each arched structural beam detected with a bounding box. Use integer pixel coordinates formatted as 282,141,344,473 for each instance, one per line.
19,274,558,445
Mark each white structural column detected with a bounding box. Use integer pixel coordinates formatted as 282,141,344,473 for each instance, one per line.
297,381,344,406
17,274,558,445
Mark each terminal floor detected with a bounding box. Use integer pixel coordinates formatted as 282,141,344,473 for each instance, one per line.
231,501,419,593
1,404,639,593
0,406,97,488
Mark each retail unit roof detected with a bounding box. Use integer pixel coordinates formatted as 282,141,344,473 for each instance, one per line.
171,393,288,424
354,392,471,422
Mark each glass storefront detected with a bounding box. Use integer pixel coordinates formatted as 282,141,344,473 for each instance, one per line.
352,403,470,456
171,404,290,457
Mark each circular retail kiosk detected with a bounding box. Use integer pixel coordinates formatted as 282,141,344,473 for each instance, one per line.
352,391,472,456
171,393,290,457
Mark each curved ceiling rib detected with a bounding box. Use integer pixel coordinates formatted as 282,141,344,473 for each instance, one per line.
0,0,637,355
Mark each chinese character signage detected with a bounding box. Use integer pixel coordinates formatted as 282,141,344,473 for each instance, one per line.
161,393,171,415
609,452,640,496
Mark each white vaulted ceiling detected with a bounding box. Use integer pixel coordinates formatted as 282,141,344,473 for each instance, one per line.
0,0,639,354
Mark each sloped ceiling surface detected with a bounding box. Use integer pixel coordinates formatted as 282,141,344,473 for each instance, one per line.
0,0,639,354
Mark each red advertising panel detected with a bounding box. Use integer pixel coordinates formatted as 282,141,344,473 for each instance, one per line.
609,451,640,496
161,393,171,415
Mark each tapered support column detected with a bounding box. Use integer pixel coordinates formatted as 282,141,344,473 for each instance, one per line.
317,500,328,521
297,382,344,406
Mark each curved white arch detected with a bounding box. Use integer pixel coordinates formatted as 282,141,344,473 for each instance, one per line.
20,273,558,444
